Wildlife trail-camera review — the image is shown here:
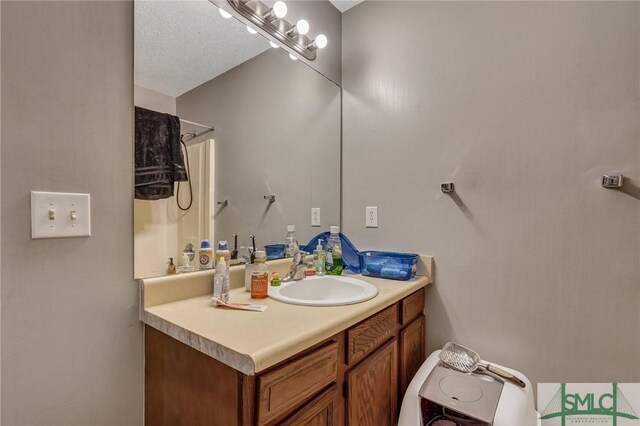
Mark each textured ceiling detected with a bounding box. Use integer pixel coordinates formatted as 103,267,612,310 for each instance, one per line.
328,0,364,13
135,0,270,97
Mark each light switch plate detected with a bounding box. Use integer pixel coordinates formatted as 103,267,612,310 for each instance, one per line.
31,191,91,239
311,208,321,227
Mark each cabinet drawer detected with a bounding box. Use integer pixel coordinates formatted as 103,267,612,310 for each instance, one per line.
280,384,340,426
401,288,425,325
257,342,339,425
347,305,397,366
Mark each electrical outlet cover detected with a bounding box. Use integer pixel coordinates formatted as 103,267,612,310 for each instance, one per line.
366,206,378,228
311,208,321,227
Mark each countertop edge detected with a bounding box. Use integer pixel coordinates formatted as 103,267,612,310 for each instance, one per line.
142,310,256,375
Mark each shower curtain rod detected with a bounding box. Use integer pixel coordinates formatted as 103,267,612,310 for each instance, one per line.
179,118,215,141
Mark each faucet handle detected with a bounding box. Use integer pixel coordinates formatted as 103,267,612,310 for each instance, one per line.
293,251,308,263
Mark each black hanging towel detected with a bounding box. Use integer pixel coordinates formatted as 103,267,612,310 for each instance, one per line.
134,106,187,200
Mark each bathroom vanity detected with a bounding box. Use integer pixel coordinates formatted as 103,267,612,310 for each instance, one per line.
140,258,432,426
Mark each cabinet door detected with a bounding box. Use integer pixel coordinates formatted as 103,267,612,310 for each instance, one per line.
399,315,425,399
280,384,340,426
346,339,397,426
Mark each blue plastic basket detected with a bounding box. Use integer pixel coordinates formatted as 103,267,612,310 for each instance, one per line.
264,244,286,260
359,251,419,281
302,232,362,273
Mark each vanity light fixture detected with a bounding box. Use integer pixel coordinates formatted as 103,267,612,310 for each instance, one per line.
287,19,309,36
313,34,328,49
269,41,279,49
226,0,327,61
288,53,298,60
271,1,287,19
219,8,233,19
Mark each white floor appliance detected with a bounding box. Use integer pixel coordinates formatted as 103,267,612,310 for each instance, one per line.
398,350,539,425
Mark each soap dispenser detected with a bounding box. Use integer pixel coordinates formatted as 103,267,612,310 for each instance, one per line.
167,258,176,275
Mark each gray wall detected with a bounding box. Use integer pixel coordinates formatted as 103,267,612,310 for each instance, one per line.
177,49,341,250
1,2,142,424
342,1,640,385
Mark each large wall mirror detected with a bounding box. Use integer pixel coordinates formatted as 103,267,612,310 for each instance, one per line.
134,0,341,278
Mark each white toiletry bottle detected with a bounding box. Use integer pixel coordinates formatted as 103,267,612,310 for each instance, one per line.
213,257,229,303
177,252,195,273
284,225,299,257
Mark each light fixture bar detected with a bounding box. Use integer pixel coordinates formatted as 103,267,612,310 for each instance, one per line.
224,0,318,61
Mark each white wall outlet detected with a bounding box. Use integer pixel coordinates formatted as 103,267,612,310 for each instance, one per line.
311,207,321,227
31,191,91,239
366,206,378,228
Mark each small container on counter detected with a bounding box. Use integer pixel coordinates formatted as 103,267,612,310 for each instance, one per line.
359,251,419,281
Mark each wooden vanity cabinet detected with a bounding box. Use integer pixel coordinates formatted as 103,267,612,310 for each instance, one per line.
145,288,426,426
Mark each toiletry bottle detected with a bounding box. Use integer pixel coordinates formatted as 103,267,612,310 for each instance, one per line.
213,257,229,303
198,239,214,270
167,258,176,275
251,250,269,299
313,240,326,276
177,252,195,273
215,240,231,265
284,225,299,257
326,226,343,275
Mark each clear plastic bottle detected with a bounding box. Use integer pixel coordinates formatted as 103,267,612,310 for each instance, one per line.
251,251,269,299
284,225,299,258
213,257,229,302
313,239,326,276
326,226,343,276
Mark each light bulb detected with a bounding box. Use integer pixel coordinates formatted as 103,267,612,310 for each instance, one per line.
296,19,309,35
273,1,287,18
219,8,232,19
288,53,298,61
246,26,257,35
315,34,327,49
269,41,279,49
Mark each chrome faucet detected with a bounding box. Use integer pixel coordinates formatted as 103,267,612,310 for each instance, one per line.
283,251,309,282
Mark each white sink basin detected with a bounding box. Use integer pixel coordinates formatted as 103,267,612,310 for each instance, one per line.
269,275,379,307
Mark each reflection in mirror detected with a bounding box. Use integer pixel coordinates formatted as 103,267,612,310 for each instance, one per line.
134,0,340,278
